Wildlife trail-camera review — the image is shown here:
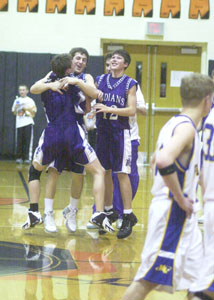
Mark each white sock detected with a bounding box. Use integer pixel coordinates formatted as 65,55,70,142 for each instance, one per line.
104,205,113,211
69,197,78,210
44,198,53,213
123,209,132,214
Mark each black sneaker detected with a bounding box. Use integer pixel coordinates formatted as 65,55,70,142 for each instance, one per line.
90,212,115,233
105,208,119,223
98,208,119,235
22,210,43,230
117,213,137,239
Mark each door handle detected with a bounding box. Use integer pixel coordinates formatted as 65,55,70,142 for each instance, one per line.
151,103,181,114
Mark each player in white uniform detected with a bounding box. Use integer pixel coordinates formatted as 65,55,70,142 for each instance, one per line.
189,107,214,300
121,73,214,300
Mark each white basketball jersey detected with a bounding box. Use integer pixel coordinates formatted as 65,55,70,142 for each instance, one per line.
202,107,214,202
151,115,200,204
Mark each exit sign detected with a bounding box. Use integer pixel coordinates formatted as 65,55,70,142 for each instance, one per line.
147,22,164,36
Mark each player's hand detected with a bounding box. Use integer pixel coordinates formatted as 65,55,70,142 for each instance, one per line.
177,196,194,218
87,111,96,119
49,81,64,94
60,77,78,87
97,90,103,102
94,103,111,114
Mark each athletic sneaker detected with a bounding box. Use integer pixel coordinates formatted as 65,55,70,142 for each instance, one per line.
24,159,31,164
105,208,119,223
44,211,57,233
98,208,119,235
16,158,23,164
117,213,138,239
86,222,99,230
22,210,43,230
90,212,115,233
116,218,123,229
63,206,78,232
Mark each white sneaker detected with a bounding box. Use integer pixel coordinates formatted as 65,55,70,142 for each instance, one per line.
86,222,99,230
44,211,58,233
116,218,123,229
63,206,78,232
198,215,204,225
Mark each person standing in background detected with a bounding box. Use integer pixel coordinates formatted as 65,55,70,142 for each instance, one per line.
12,85,37,164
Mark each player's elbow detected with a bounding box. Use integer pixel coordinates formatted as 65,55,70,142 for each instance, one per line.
156,152,174,169
30,86,37,94
129,107,136,116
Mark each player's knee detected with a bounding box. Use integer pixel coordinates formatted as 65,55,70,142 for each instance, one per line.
117,172,128,181
32,161,44,172
48,167,59,178
29,165,42,182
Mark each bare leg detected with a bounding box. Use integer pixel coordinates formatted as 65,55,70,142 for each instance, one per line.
22,161,44,229
104,169,113,206
85,159,105,212
117,173,132,209
45,168,59,199
29,180,40,204
28,161,45,204
43,167,59,233
71,173,84,199
122,280,156,300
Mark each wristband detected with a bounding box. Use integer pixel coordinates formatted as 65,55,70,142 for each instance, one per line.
159,163,176,176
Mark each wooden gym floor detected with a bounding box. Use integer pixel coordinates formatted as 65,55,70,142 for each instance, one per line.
0,160,191,300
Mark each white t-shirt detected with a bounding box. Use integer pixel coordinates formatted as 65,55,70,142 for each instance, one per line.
11,96,36,128
129,85,146,141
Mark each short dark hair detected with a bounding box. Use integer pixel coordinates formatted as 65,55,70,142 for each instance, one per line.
104,52,113,63
111,49,131,68
18,84,28,90
51,54,72,78
69,47,89,63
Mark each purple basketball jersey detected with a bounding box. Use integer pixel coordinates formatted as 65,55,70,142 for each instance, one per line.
96,74,137,130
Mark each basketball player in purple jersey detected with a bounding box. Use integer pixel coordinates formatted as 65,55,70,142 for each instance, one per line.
94,49,138,239
42,48,95,233
26,48,104,234
106,53,147,228
88,53,147,231
22,54,114,233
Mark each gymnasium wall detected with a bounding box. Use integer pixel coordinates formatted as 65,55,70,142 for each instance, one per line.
0,52,104,158
0,0,213,63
